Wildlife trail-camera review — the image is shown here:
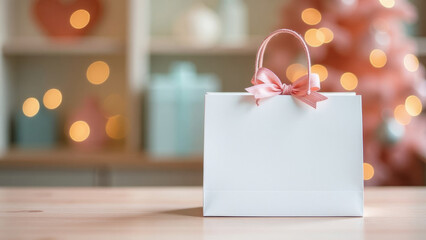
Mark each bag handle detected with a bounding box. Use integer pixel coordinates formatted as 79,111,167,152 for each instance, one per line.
254,29,312,91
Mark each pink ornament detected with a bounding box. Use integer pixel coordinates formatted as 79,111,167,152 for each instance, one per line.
67,97,107,150
33,0,102,38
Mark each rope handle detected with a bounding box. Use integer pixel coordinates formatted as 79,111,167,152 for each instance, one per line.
254,29,312,92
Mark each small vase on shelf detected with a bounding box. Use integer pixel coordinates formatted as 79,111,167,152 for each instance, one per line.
173,2,221,47
67,97,107,150
218,0,249,45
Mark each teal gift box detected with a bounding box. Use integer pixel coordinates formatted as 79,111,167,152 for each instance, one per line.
148,62,220,157
15,106,57,149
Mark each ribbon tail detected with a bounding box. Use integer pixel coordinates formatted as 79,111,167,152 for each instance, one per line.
295,92,328,109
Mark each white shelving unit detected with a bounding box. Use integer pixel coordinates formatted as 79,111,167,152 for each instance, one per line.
0,0,282,156
0,0,279,186
0,0,144,154
0,0,148,172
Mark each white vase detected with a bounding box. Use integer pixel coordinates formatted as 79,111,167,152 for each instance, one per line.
173,3,221,47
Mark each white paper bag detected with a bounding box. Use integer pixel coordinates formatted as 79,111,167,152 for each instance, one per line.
203,29,364,216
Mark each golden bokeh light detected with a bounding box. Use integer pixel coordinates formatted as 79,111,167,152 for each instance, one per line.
340,72,358,90
70,9,91,29
319,27,334,43
403,54,419,72
286,63,307,82
405,95,422,117
69,121,90,142
22,97,40,117
369,49,387,68
363,163,374,181
86,61,110,85
379,0,395,8
394,104,411,125
301,8,322,25
311,64,328,82
43,88,62,110
304,28,325,47
105,115,127,140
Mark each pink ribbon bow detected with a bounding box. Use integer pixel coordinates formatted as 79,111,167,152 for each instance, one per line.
245,67,328,108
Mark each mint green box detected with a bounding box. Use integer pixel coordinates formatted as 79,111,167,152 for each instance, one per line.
15,106,57,149
148,62,220,157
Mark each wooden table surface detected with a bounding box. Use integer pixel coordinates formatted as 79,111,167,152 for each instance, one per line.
0,187,425,240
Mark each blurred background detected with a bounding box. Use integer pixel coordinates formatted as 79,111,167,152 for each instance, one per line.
0,0,424,187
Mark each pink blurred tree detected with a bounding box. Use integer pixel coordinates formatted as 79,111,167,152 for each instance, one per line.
267,0,426,185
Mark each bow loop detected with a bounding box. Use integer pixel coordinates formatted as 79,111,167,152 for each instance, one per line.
291,73,321,96
254,67,283,88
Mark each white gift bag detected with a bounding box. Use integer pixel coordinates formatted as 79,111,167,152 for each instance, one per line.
203,29,364,216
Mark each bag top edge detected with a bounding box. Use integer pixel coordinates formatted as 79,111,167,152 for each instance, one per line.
206,92,357,96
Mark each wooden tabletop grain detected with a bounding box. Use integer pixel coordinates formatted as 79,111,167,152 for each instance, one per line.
0,187,425,240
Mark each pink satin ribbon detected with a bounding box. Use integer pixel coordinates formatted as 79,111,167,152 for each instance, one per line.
246,67,327,108
245,29,328,108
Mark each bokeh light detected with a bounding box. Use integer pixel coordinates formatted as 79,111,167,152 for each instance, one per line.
304,28,325,47
22,97,40,117
405,95,422,116
301,8,322,25
105,115,127,140
394,104,411,125
311,64,328,82
43,88,62,110
319,27,334,43
340,72,358,90
87,61,110,85
69,121,90,142
369,49,387,68
403,54,419,72
70,9,90,29
286,63,307,82
363,163,374,180
379,0,395,8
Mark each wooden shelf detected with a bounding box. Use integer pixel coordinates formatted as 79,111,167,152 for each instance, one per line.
150,36,426,57
0,149,203,170
149,36,263,55
2,37,125,56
